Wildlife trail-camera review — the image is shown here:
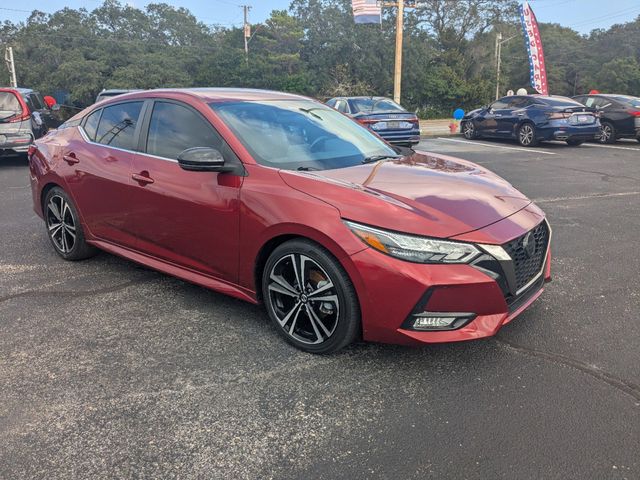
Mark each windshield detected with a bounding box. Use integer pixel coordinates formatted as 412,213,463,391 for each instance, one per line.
211,100,396,171
350,97,405,113
611,95,640,108
0,92,22,116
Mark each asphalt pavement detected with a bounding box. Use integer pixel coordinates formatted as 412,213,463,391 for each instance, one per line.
1,138,639,479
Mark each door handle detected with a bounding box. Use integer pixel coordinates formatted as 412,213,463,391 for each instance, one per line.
132,172,154,185
63,153,79,165
494,114,503,117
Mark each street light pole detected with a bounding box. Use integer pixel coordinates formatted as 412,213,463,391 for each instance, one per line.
495,33,517,100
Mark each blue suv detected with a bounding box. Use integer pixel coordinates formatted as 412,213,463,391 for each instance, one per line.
461,95,601,147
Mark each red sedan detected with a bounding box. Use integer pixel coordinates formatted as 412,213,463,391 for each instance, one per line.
29,89,551,353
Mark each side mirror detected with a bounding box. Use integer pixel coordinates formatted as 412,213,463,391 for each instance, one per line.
177,147,232,172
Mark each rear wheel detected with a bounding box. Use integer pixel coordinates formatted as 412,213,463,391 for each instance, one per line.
262,239,360,354
44,187,97,260
599,122,615,144
517,123,538,147
462,121,477,140
566,139,584,146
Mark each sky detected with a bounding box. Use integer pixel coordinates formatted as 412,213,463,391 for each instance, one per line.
1,0,640,34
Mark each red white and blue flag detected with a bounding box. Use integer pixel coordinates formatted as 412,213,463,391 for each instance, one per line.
520,1,548,95
352,0,381,24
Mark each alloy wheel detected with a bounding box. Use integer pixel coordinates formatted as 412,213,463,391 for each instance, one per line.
600,124,612,143
46,194,76,254
267,253,339,345
463,121,475,139
519,124,534,146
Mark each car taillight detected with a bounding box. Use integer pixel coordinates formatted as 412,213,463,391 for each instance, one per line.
7,111,31,123
356,119,377,125
630,111,640,117
27,145,38,157
547,112,571,119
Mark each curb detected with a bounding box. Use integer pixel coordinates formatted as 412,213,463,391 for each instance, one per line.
419,133,463,139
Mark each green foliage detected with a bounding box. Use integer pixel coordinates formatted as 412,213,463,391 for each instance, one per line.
1,1,638,116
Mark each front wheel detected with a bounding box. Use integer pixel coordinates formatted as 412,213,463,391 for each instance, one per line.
566,139,584,146
517,123,538,147
462,121,477,140
44,187,97,260
262,239,360,354
599,122,616,144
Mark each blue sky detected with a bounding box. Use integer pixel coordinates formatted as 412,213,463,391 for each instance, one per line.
1,0,640,34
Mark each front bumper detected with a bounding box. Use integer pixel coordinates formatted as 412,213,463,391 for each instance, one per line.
349,205,550,346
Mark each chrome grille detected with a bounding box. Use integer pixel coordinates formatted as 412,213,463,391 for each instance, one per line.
502,221,549,292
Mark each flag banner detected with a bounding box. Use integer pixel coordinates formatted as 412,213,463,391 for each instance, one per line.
519,1,548,95
352,0,382,24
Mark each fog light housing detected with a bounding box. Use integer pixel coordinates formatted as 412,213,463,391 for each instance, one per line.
413,315,457,330
407,312,476,331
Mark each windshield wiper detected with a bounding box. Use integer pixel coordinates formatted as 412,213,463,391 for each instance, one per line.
362,155,402,164
296,166,320,171
298,107,323,120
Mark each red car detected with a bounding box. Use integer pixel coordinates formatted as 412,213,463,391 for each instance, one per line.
29,89,551,353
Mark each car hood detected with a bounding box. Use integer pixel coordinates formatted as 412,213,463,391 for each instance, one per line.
279,151,532,239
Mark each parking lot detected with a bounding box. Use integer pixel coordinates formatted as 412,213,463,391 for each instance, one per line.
1,138,639,479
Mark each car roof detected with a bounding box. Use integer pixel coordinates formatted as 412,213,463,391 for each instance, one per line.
0,87,35,94
99,89,140,94
576,93,637,99
108,88,309,103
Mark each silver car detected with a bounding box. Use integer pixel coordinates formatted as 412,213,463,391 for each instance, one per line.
0,88,56,157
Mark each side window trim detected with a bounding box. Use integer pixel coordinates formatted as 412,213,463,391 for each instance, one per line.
81,108,104,141
80,99,146,152
140,98,239,166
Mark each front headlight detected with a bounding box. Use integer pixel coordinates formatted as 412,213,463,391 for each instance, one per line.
345,220,480,264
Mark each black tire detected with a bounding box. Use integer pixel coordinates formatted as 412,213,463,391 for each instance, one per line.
517,122,538,147
462,120,477,140
43,187,98,261
262,239,360,354
599,121,616,144
566,139,584,146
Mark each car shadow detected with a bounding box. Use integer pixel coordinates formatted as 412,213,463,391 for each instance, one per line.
0,154,29,167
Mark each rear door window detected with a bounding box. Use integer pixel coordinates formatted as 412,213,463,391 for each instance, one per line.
29,93,44,110
83,109,102,141
145,101,223,160
335,100,348,114
95,101,143,150
491,99,510,110
0,92,22,116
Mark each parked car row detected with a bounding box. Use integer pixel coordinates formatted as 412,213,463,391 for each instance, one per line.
461,92,640,148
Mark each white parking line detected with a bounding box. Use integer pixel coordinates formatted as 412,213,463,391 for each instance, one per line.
435,137,557,155
534,191,640,204
582,143,640,152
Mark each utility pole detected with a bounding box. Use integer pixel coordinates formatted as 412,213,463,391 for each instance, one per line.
393,0,404,104
494,33,517,100
495,32,502,100
380,1,414,104
241,4,251,64
4,46,17,88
